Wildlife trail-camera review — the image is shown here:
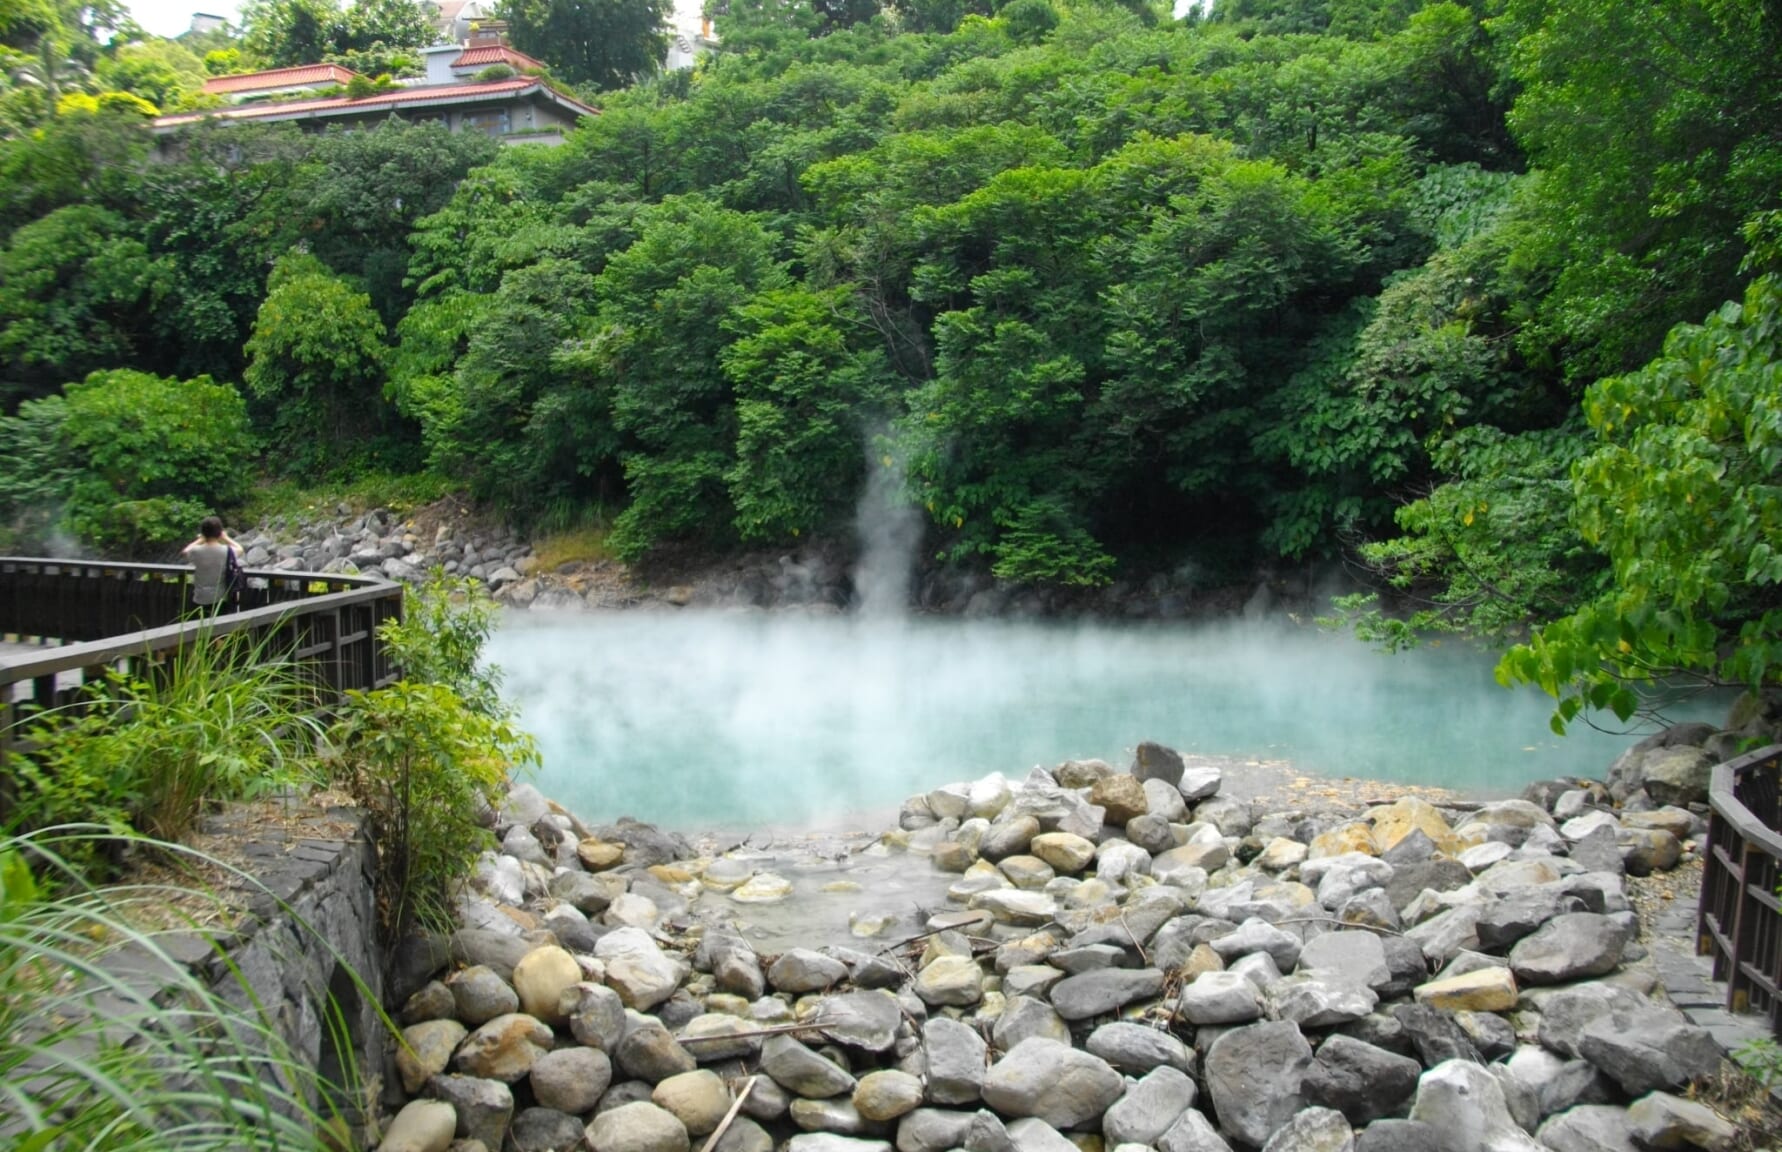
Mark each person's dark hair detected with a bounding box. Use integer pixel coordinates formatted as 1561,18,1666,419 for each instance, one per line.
200,515,224,540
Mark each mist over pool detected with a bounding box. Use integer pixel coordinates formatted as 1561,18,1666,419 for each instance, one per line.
486,610,1707,831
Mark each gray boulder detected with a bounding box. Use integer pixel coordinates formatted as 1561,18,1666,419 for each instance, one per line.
1102,1065,1198,1146
1258,1108,1353,1152
761,1035,858,1099
1508,914,1629,984
980,1037,1125,1130
1626,1090,1740,1151
1204,1022,1314,1149
923,1016,988,1104
1133,742,1186,787
428,1074,514,1152
1534,1105,1638,1152
1302,1035,1421,1126
1085,1021,1195,1076
1576,1012,1723,1096
584,1102,692,1152
896,1109,974,1152
1179,971,1264,1026
1048,968,1166,1020
509,1107,584,1152
770,950,850,994
1157,1108,1234,1152
1353,1120,1446,1152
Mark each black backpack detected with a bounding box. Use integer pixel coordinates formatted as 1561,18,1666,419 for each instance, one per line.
221,546,245,608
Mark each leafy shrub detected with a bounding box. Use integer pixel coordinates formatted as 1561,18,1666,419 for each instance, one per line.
58,368,255,557
14,628,326,863
376,570,509,719
0,830,366,1151
0,394,75,552
474,64,518,81
329,681,535,939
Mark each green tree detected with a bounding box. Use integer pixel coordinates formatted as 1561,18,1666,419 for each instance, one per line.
0,204,164,404
57,368,254,555
95,38,207,109
498,0,671,90
241,0,342,67
243,251,392,468
1500,276,1782,728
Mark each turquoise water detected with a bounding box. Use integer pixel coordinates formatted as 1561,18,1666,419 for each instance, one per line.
487,610,1724,831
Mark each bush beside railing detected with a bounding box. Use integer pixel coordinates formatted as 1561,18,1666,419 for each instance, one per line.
1699,743,1782,1037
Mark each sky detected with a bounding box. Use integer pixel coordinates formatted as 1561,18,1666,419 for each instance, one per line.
124,0,244,39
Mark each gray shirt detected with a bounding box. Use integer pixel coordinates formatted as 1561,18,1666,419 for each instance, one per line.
189,542,234,605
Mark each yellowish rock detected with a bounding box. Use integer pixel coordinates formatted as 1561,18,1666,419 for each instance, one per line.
822,880,864,893
1307,822,1378,859
1413,966,1518,1013
1255,836,1309,871
1369,797,1458,855
1030,832,1097,874
1185,943,1225,980
577,838,625,870
649,863,701,885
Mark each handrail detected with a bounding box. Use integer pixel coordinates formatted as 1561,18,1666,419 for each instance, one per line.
1,558,406,804
1698,743,1782,1037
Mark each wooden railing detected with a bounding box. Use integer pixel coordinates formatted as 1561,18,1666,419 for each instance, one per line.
0,557,405,774
1699,743,1782,1036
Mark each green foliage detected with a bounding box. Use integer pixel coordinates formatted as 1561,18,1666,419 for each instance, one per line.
0,831,364,1152
1500,276,1782,729
94,38,207,109
242,0,434,69
377,571,510,718
498,0,672,90
58,368,254,556
331,682,535,939
12,627,327,863
0,393,73,550
244,250,392,469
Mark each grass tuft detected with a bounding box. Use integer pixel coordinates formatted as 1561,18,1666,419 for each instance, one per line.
531,524,615,572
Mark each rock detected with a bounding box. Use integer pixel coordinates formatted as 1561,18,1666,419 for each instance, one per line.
732,873,795,903
509,1107,585,1152
1302,1035,1420,1127
678,1014,761,1062
531,1047,613,1115
1157,1108,1235,1152
771,949,851,994
568,983,629,1051
596,928,688,1011
1258,1108,1353,1152
992,996,1071,1050
1085,1021,1195,1076
1048,967,1165,1021
855,1070,925,1122
898,1108,975,1152
454,1013,554,1082
429,1074,514,1152
970,889,1057,927
1351,1120,1443,1152
1408,1060,1544,1152
1576,1012,1723,1096
402,980,457,1025
1178,763,1223,802
1091,775,1150,823
652,1070,732,1136
924,1016,988,1104
1204,1022,1314,1149
615,1018,697,1083
1534,1105,1638,1152
579,839,626,870
1178,971,1263,1026
1156,840,1229,877
584,1102,690,1152
1371,798,1456,855
1309,823,1377,859
981,1037,1126,1129
1626,1091,1740,1151
713,1118,774,1152
513,946,581,1025
914,954,985,1006
1127,813,1179,855
1143,777,1189,822
1637,747,1714,808
1413,968,1517,1014
1256,838,1309,871
761,1035,858,1098
785,1139,892,1152
789,1097,874,1135
380,1100,458,1152
449,965,520,1026
1384,859,1474,913
1133,742,1187,787
1617,829,1682,876
1029,832,1097,874
1210,919,1302,971
966,1109,1020,1152
1104,1065,1198,1146
1297,931,1392,991
1265,972,1378,1028
981,818,1042,862
1003,1117,1077,1152
1508,914,1629,985
1475,887,1587,951
1405,904,1484,968
1389,1004,1482,1068
816,991,905,1052
1500,1047,1615,1120
398,1019,467,1094
998,854,1058,889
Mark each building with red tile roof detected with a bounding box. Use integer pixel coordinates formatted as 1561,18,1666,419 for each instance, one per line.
202,63,359,100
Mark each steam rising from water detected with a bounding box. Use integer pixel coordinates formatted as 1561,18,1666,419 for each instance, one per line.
851,442,922,617
486,612,1706,832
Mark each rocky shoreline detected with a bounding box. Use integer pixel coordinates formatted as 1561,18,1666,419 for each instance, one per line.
236,502,1300,619
371,730,1765,1152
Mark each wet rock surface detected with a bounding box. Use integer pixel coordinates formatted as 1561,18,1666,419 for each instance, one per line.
373,738,1755,1152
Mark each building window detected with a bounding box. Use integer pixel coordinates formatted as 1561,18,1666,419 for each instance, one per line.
461,109,510,137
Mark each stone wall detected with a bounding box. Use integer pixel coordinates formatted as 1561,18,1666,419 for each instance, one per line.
196,806,388,1123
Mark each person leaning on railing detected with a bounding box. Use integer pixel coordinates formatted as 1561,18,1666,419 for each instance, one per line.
182,515,244,612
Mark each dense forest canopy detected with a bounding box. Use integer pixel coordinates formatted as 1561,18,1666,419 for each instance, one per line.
2,0,1782,719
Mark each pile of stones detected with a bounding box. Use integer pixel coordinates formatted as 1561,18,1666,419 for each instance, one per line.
235,507,546,595
375,739,1748,1152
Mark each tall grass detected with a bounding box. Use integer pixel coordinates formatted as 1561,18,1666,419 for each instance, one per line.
0,829,370,1152
13,626,329,862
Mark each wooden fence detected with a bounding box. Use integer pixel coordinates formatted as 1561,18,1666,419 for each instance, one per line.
0,557,405,776
1699,742,1782,1036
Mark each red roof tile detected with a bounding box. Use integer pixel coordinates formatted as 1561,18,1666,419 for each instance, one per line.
203,63,358,96
155,78,600,130
449,44,547,72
